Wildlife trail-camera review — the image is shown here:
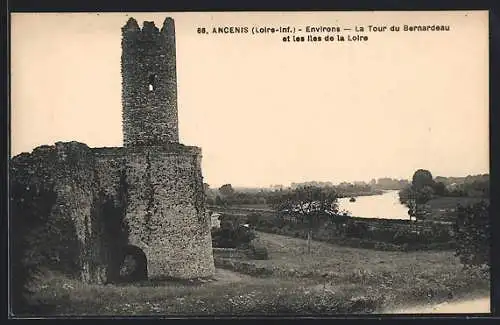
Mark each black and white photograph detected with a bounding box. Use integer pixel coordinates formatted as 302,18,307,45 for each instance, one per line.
9,11,490,317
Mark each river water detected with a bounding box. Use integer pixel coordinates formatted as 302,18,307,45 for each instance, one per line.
338,190,410,220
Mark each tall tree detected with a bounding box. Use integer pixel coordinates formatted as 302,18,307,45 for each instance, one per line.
273,186,339,254
219,184,235,197
412,169,435,190
399,169,436,221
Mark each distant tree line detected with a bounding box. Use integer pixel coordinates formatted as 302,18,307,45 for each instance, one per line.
289,178,410,191
204,179,403,207
205,183,273,206
369,178,410,190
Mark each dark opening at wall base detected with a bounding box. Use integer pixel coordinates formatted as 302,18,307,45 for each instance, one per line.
111,245,148,283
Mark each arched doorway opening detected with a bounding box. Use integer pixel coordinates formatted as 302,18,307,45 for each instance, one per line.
116,245,148,283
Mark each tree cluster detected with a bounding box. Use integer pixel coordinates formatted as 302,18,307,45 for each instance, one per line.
205,181,380,207
271,185,340,253
398,169,490,221
397,169,439,220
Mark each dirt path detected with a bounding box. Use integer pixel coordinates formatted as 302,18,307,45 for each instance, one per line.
257,232,286,248
382,296,490,314
211,268,256,284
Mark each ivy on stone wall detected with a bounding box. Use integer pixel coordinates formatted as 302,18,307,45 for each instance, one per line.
10,181,59,313
118,167,130,236
192,155,207,226
98,182,130,283
142,152,155,245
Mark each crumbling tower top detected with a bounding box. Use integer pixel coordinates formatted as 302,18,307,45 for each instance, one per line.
121,17,179,147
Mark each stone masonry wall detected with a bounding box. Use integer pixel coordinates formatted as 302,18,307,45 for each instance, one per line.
93,147,126,206
92,147,129,282
121,18,179,147
11,141,215,283
124,144,215,279
10,142,109,284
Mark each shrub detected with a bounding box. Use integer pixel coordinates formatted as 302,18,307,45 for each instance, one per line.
235,226,257,248
247,239,269,260
212,228,235,248
212,225,256,249
10,223,39,315
10,181,57,314
391,229,418,245
344,221,369,238
370,229,395,242
454,201,490,268
430,224,453,243
246,213,262,228
219,214,238,231
258,218,275,230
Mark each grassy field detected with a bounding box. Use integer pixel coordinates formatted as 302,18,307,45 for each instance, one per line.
22,231,489,317
425,197,487,221
215,232,489,306
427,197,487,210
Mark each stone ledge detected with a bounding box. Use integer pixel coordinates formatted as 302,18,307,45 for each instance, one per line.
125,144,201,156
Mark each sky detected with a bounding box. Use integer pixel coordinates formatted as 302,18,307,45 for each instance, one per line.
10,11,489,188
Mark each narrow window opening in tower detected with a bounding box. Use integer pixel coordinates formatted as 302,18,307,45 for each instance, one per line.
148,74,156,91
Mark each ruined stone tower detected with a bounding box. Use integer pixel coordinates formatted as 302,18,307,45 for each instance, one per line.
10,17,215,284
122,17,179,146
119,17,215,280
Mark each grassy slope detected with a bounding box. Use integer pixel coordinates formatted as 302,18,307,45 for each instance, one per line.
217,232,489,307
22,232,489,316
427,197,487,210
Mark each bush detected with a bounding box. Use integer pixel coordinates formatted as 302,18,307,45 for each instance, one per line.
212,228,236,248
257,218,275,230
344,221,369,238
391,228,410,245
247,239,269,260
10,181,57,314
370,229,395,242
430,224,453,243
246,213,262,228
236,226,257,248
212,225,256,249
454,201,490,268
10,223,39,315
219,214,238,231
